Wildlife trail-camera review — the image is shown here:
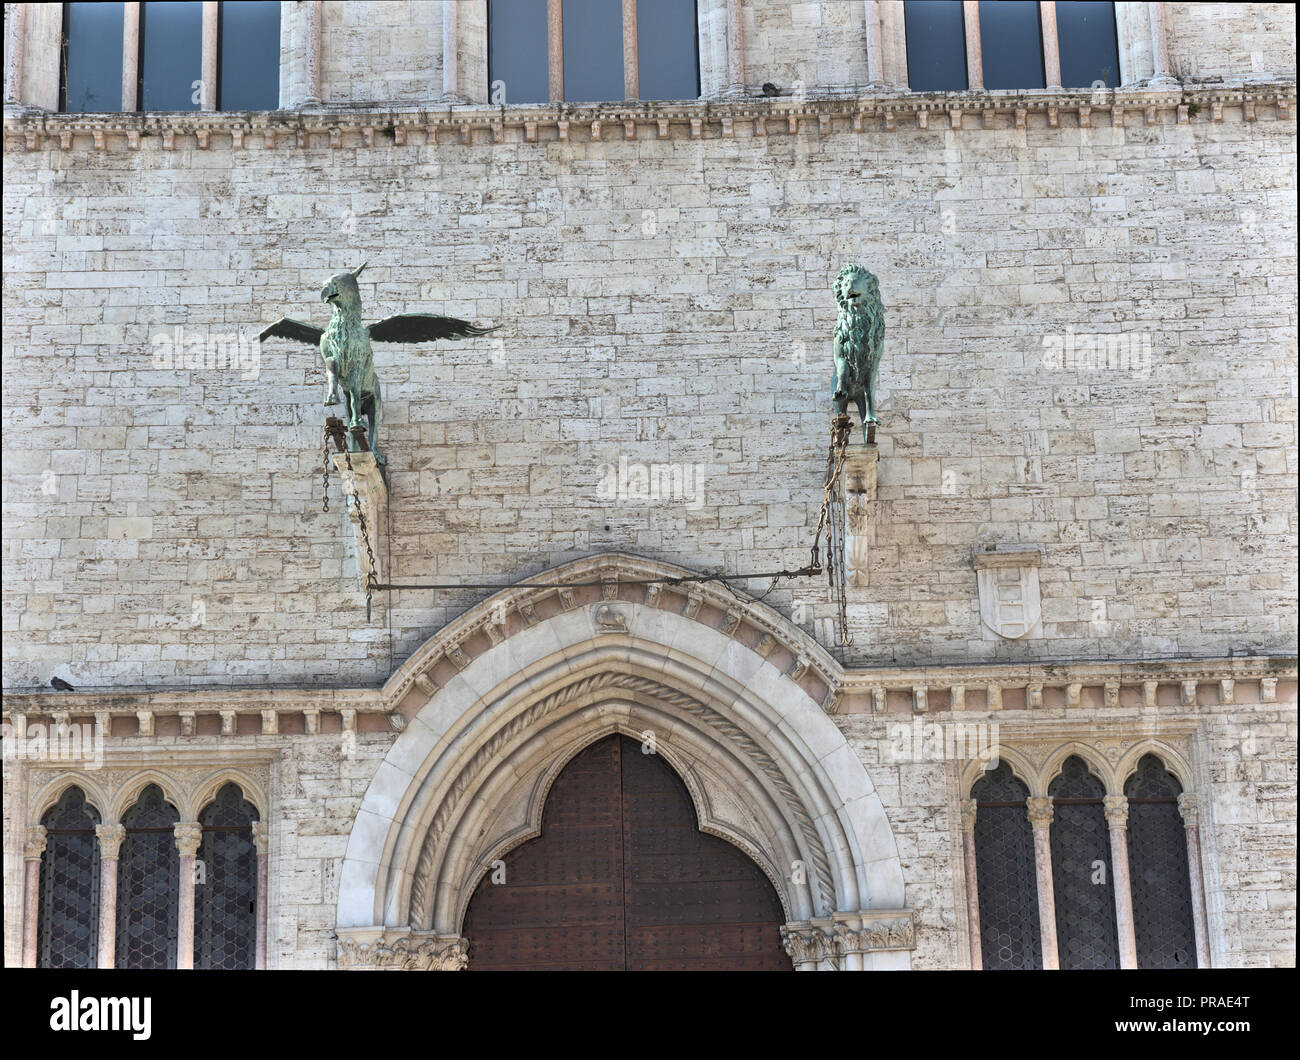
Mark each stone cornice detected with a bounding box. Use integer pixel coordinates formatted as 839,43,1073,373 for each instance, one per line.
3,653,1294,731
5,81,1294,153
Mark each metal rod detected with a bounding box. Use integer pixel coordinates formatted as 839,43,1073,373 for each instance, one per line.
369,566,822,593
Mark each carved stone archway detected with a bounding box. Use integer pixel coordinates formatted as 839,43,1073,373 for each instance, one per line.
336,554,913,970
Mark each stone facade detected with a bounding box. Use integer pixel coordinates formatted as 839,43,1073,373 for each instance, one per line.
2,1,1295,970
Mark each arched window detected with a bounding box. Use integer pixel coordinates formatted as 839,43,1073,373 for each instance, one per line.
970,762,1042,969
37,787,102,969
117,784,180,969
1049,756,1119,969
1125,755,1198,968
195,783,260,970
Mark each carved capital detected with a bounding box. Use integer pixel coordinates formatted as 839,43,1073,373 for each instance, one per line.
336,930,469,971
1177,792,1199,828
1103,794,1128,829
24,825,47,860
252,820,270,855
95,823,126,860
173,822,203,857
779,923,837,969
959,799,978,833
1026,796,1054,828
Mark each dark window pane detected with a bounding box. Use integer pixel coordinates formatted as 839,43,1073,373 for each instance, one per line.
117,784,181,969
63,2,125,112
978,0,1044,90
971,763,1043,970
141,1,203,111
38,787,102,969
563,0,624,102
904,1,967,92
637,0,698,101
1057,1,1119,88
196,783,260,971
1125,756,1198,969
219,1,281,109
488,0,550,104
1048,757,1120,970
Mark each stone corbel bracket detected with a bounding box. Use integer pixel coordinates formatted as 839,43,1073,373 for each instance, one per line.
335,927,468,971
330,451,386,589
840,441,878,588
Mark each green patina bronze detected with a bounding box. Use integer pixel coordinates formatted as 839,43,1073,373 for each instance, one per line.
830,264,885,443
259,263,498,465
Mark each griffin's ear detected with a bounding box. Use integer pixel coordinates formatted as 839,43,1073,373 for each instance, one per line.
352,261,368,279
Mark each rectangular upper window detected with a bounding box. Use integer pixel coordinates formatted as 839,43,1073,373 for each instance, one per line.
488,0,550,104
1056,1,1120,88
218,1,281,110
59,0,281,112
488,0,699,104
140,1,204,111
904,1,968,92
61,2,126,112
977,0,1045,91
636,0,700,101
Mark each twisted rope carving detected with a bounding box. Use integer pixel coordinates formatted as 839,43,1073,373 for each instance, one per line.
407,671,837,927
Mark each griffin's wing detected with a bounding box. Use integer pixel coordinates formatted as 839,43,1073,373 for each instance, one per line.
367,314,500,344
258,317,324,345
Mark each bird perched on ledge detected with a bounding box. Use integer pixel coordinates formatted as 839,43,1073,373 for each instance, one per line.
258,263,499,465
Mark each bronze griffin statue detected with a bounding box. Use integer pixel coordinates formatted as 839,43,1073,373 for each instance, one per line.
830,264,885,443
259,263,498,464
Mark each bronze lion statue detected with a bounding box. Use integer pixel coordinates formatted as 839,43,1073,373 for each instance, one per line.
830,264,885,443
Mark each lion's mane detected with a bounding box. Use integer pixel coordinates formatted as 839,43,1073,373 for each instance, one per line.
833,264,885,382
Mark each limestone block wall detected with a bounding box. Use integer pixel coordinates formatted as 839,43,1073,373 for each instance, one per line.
1168,2,1297,81
3,91,1295,689
742,0,872,93
320,0,443,105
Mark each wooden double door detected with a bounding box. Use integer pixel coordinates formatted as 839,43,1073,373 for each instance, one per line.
462,734,791,970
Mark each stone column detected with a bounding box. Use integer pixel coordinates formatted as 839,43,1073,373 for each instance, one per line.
1147,2,1177,86
725,0,745,96
4,1,26,105
22,826,47,968
1026,797,1060,970
303,0,322,105
174,822,203,969
1104,795,1139,969
123,3,140,111
201,1,218,109
962,1,982,91
95,824,126,968
441,0,459,101
621,0,639,100
960,800,982,969
863,0,884,87
1178,794,1212,968
1040,1,1062,89
253,821,269,970
547,0,563,102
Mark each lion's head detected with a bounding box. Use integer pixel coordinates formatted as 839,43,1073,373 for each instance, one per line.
834,263,880,314
833,264,885,374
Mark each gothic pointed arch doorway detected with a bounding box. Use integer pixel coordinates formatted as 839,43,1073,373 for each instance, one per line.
462,734,791,970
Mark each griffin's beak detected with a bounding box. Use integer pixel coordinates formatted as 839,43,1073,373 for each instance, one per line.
322,290,336,303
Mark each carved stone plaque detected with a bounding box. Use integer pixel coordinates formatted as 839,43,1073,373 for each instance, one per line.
974,546,1042,640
